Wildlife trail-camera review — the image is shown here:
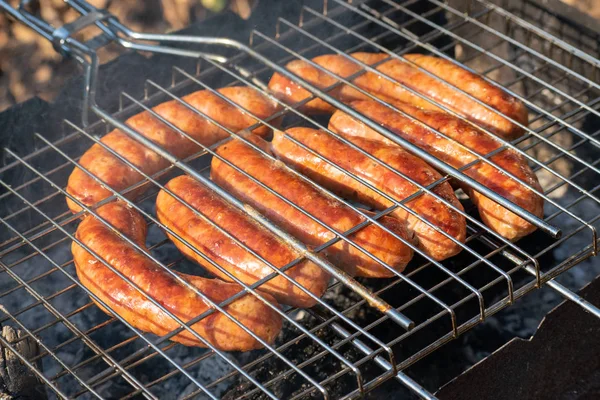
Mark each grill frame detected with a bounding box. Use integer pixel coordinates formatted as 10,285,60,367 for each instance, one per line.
0,0,599,398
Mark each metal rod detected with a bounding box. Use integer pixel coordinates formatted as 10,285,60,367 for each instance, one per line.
471,227,600,319
325,319,438,400
0,1,52,40
540,278,600,318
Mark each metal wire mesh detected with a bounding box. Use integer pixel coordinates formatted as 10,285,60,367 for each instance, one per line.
0,0,599,398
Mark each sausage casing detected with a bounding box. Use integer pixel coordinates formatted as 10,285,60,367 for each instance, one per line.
329,100,543,240
268,53,527,140
272,128,466,261
67,86,280,213
155,176,330,308
210,135,415,278
72,201,283,350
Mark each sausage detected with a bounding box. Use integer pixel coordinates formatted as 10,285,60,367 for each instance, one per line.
67,86,280,213
271,128,466,261
155,176,330,308
268,52,527,140
72,201,283,350
210,135,416,278
329,100,543,241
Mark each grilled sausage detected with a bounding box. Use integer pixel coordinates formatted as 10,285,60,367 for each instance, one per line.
67,86,280,213
272,128,466,261
72,201,283,350
329,100,543,240
268,52,527,140
155,176,330,308
210,135,415,278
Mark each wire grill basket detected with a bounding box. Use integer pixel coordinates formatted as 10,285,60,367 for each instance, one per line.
0,0,599,398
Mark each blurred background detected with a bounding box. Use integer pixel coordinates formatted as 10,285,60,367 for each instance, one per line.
0,0,257,112
0,0,597,113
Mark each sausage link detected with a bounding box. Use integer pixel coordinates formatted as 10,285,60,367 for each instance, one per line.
210,135,415,278
156,176,330,308
67,86,280,213
329,100,543,240
72,201,283,350
268,53,527,140
272,128,466,261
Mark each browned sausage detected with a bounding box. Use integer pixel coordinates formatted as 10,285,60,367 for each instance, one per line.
329,100,543,240
67,86,280,213
155,175,330,308
271,128,466,261
210,135,416,278
72,201,283,350
268,53,527,140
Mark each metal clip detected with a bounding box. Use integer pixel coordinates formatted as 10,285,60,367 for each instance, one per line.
51,10,111,55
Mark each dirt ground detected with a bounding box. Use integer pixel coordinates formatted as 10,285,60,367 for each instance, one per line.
0,0,597,113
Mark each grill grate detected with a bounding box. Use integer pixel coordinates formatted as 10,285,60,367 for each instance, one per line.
1,0,600,398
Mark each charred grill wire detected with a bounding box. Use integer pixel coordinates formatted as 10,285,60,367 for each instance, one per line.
0,0,599,399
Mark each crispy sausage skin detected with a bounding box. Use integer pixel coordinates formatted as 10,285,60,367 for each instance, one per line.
67,86,280,213
272,128,466,261
155,176,329,308
329,100,543,241
268,53,527,140
72,201,282,350
210,135,415,278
